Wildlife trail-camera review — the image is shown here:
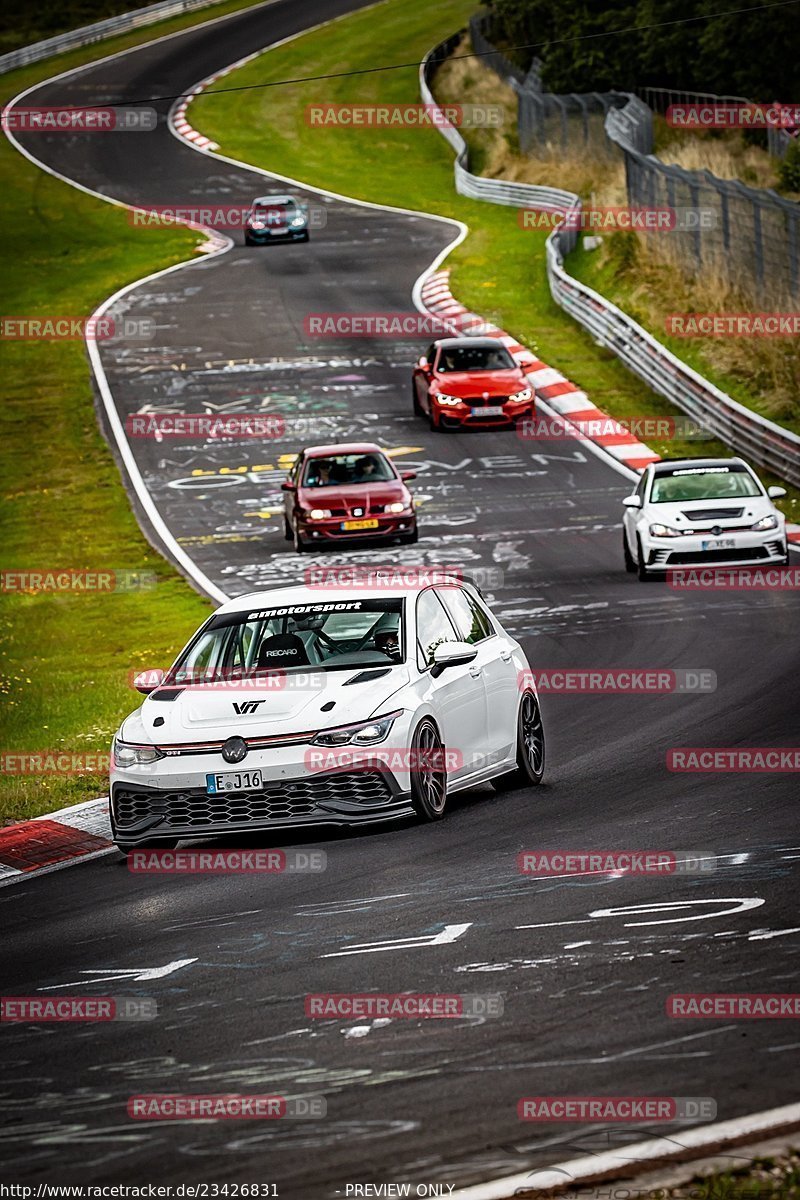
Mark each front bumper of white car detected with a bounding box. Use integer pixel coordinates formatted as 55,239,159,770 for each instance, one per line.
640,527,787,571
110,722,419,847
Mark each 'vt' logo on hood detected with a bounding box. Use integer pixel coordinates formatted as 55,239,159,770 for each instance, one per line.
232,700,266,715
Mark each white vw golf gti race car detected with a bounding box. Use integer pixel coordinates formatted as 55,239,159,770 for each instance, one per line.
111,578,545,852
622,456,788,580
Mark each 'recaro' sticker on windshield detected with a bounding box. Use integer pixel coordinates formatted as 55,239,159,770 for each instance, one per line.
246,602,364,619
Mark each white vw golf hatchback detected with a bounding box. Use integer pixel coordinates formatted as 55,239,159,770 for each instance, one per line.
111,576,545,852
622,457,788,580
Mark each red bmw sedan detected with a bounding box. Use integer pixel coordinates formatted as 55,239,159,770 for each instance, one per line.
412,337,535,431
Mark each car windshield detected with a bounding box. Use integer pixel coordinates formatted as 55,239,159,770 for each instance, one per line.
436,345,516,372
169,599,405,683
252,200,295,217
650,466,761,503
302,453,395,487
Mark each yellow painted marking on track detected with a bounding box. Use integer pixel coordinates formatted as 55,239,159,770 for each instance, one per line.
190,463,275,477
185,448,419,481
244,510,281,520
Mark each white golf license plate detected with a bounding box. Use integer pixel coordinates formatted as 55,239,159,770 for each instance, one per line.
472,405,504,417
702,538,735,551
206,769,263,794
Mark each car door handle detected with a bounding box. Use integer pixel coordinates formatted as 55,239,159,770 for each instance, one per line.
469,666,482,678
500,650,513,662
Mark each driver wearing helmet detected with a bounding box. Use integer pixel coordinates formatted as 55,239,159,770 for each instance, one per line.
374,628,401,662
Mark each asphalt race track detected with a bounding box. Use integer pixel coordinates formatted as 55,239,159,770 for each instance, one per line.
4,1,800,1193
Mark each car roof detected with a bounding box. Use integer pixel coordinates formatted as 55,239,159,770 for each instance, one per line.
252,194,297,204
651,457,747,474
302,442,385,457
216,577,467,615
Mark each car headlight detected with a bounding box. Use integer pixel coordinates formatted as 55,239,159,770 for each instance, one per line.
312,710,402,747
384,502,406,514
290,216,306,227
434,393,463,407
509,387,532,402
649,523,684,538
113,739,164,767
308,508,332,520
751,513,779,531
249,221,266,230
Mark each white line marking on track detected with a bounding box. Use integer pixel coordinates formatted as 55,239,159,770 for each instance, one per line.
39,958,198,989
321,923,473,958
517,899,765,930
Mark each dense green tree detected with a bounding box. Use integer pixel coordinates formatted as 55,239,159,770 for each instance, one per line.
481,0,800,98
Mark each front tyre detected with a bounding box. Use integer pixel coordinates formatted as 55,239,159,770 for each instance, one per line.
623,528,636,573
293,523,308,554
410,719,447,820
491,691,545,791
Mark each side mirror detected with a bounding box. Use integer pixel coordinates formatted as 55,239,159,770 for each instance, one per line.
768,486,787,499
430,641,478,678
622,494,642,508
281,480,296,492
400,470,417,482
518,357,535,370
133,668,165,695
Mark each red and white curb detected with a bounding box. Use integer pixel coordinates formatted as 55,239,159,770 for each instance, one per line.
420,271,800,545
0,797,113,886
172,83,219,150
171,54,261,152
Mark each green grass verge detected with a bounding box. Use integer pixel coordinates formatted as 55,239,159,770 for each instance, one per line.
665,1151,800,1199
194,0,800,522
1,0,273,97
568,235,800,437
0,0,275,825
0,0,223,56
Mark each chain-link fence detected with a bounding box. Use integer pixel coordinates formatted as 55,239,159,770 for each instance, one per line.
605,98,800,302
472,14,800,305
421,34,800,487
468,13,526,88
519,88,635,162
640,87,795,160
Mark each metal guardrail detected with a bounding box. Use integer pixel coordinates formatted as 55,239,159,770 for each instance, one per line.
472,12,799,305
420,34,578,214
421,35,800,489
604,94,800,301
546,238,800,488
0,0,230,75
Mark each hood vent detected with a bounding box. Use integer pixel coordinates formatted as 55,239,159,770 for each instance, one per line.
681,507,744,521
343,668,392,686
